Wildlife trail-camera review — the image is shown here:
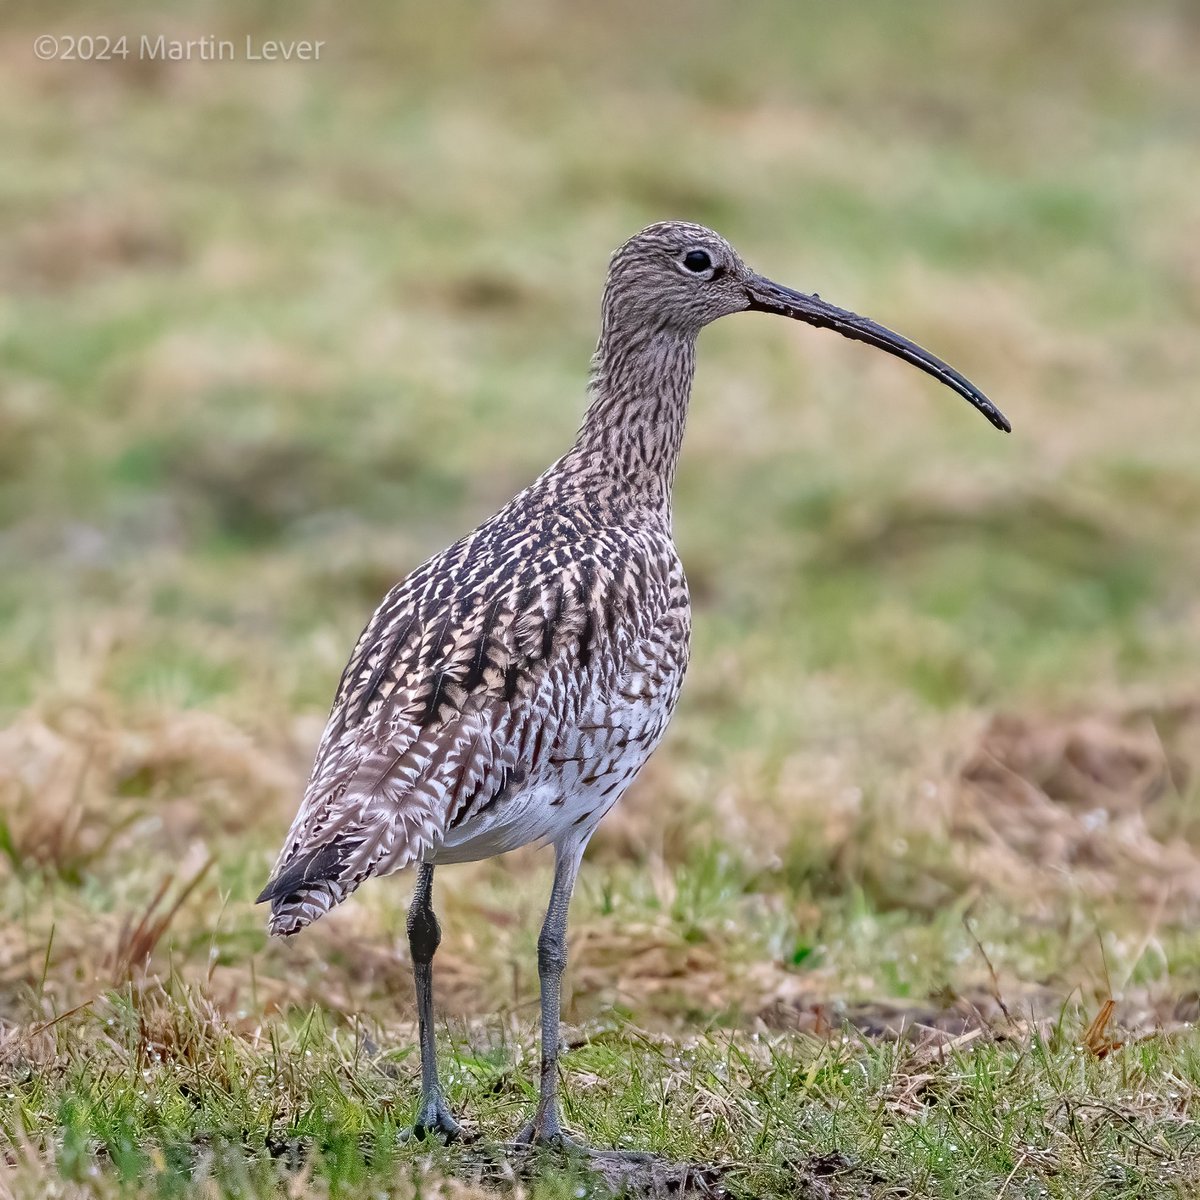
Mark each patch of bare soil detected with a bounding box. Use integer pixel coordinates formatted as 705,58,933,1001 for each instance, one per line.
760,979,1200,1054
783,1153,892,1200
451,1142,730,1200
758,985,1056,1052
955,699,1200,916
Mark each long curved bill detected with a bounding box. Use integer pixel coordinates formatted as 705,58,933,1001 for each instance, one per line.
745,276,1010,432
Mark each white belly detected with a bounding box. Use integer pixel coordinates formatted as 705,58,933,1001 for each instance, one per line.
425,778,604,864
426,676,678,864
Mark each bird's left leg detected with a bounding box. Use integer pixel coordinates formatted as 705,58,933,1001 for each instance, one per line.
515,837,586,1148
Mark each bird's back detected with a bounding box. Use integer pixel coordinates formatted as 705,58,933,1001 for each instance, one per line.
259,463,690,934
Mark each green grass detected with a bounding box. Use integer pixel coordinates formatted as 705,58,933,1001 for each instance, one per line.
7,979,1200,1199
2,0,1200,1196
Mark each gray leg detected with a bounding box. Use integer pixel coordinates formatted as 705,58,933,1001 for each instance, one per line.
404,863,461,1141
515,839,586,1147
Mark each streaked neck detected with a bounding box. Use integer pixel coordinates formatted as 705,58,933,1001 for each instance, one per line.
570,324,696,515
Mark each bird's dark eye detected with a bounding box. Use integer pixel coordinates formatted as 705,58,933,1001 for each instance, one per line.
682,249,712,273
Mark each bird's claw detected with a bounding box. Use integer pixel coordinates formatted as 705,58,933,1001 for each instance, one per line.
401,1096,463,1144
512,1116,654,1163
513,1111,583,1153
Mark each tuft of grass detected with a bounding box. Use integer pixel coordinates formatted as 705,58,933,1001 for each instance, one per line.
3,987,1200,1199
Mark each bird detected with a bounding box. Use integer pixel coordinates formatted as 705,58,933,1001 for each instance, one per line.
257,221,1009,1149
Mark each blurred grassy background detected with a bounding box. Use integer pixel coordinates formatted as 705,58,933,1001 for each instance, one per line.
2,1,1200,1196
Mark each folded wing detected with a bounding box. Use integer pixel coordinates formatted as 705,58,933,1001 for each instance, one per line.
257,517,655,935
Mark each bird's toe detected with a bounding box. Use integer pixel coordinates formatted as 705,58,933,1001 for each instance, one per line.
513,1114,584,1153
401,1098,463,1144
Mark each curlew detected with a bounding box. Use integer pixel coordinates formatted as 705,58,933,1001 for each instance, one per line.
257,221,1009,1148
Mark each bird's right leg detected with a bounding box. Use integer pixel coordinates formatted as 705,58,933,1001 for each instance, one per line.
515,839,585,1149
403,863,462,1141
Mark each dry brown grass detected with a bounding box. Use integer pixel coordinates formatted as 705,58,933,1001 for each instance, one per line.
4,677,1200,1057
957,699,1200,919
0,698,298,880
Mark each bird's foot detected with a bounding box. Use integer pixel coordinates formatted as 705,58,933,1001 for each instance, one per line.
513,1107,582,1153
401,1095,462,1143
512,1115,653,1164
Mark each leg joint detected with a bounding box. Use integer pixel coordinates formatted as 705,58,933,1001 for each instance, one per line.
407,902,441,964
536,929,567,977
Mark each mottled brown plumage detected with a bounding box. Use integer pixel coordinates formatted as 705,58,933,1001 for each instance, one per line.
258,221,1007,1147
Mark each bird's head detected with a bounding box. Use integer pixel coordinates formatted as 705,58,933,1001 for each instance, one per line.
603,221,1010,432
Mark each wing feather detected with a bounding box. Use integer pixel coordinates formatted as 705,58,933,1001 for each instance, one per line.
258,512,675,936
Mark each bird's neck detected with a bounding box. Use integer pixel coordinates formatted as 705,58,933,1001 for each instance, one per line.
569,325,696,516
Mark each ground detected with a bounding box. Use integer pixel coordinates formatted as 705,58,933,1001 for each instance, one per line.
2,1,1200,1197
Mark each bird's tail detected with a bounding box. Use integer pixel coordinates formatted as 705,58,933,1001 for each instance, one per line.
258,748,452,936
256,839,367,937
261,878,356,937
